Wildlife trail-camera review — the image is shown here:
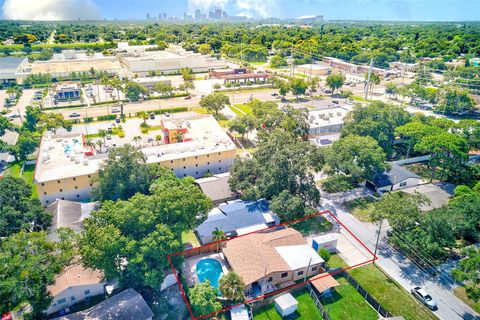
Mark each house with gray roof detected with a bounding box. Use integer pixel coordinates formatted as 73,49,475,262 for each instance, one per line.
195,199,280,244
195,172,238,204
0,57,30,84
46,199,97,241
53,288,153,320
366,163,421,194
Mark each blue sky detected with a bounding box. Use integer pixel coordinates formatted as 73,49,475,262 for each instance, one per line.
1,0,479,21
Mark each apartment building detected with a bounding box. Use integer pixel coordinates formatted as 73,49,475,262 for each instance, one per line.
34,114,237,205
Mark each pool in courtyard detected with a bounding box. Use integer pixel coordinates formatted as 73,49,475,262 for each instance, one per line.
196,258,224,289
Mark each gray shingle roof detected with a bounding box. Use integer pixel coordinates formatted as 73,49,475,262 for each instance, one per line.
47,199,97,241
53,289,153,320
372,163,420,188
195,199,278,241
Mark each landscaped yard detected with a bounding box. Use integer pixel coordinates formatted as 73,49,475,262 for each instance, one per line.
254,291,323,320
403,163,442,182
5,162,37,197
234,103,253,115
349,264,437,320
290,215,333,236
454,286,480,314
181,230,200,247
343,197,376,222
321,276,378,320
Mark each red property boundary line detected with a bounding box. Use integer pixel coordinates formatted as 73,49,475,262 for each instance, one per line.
167,210,377,320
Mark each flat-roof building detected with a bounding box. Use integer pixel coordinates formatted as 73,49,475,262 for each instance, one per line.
296,64,332,76
0,56,30,83
119,46,226,76
308,106,349,136
34,114,237,205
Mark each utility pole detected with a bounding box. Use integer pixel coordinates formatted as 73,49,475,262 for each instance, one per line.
303,257,313,283
290,45,295,78
365,58,374,100
373,219,383,265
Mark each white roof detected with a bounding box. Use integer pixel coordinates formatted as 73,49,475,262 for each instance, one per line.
230,305,249,320
236,223,268,236
275,245,324,270
274,293,298,310
312,234,338,244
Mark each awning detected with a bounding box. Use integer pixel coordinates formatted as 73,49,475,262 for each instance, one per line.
310,273,340,292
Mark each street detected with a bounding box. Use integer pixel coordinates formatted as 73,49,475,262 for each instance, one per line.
321,190,480,320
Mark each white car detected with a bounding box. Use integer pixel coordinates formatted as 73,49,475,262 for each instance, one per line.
411,286,437,310
111,107,121,113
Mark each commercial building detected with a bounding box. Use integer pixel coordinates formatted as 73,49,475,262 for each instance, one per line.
132,76,172,91
308,106,349,136
389,61,419,73
119,46,226,76
296,64,332,76
209,68,271,84
0,56,30,84
54,83,81,101
46,264,105,315
324,57,399,78
34,114,237,205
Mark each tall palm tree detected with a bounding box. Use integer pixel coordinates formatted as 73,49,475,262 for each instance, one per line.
98,129,108,146
212,228,226,251
219,272,245,302
138,111,148,124
96,140,104,153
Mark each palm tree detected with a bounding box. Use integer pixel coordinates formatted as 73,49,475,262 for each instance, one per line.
175,131,184,143
138,111,148,124
96,140,104,153
98,129,108,146
212,228,226,251
133,135,142,146
219,272,245,302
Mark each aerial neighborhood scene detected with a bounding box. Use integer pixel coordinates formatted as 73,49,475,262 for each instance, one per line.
1,0,480,319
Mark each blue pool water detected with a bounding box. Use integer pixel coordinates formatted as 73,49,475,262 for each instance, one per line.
64,139,81,155
196,258,223,289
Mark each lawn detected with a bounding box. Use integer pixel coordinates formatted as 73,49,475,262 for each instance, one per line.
454,286,480,314
321,276,378,320
191,107,209,114
403,163,443,182
343,197,376,222
349,264,437,320
5,162,37,197
328,254,349,269
290,215,333,237
254,290,323,320
234,103,253,115
181,230,200,247
229,105,246,117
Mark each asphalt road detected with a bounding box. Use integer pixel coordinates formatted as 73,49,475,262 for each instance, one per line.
321,190,480,320
48,88,283,120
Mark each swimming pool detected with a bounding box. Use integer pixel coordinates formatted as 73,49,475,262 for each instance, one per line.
196,258,224,289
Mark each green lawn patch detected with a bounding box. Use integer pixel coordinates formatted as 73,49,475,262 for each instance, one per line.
328,254,349,269
349,264,436,320
234,103,253,115
229,105,246,116
343,197,376,222
454,286,480,314
181,230,200,247
192,107,209,114
254,290,323,320
321,276,378,320
403,163,442,182
291,216,333,237
5,162,37,197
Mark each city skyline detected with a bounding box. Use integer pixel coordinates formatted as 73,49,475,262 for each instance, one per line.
1,0,480,21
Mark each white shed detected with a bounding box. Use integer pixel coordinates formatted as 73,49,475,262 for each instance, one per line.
230,305,249,320
312,234,338,253
274,293,298,317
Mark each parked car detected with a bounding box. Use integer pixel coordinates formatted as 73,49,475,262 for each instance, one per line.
111,107,120,113
332,100,339,104
184,95,192,100
115,117,121,123
106,135,112,140
411,287,437,310
69,112,81,118
271,93,278,96
149,113,155,119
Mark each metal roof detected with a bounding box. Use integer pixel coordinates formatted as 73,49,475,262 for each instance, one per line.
0,57,26,74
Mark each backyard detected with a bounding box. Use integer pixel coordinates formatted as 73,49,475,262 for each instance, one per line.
5,162,37,197
320,276,378,320
181,230,200,247
328,254,436,320
290,215,333,237
254,291,323,320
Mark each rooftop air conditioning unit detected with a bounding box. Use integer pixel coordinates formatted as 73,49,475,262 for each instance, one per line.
83,159,89,166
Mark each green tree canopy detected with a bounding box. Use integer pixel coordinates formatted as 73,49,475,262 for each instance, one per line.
91,145,160,201
289,77,308,98
189,281,222,318
452,248,480,302
219,272,245,302
0,176,51,237
342,101,411,156
325,73,345,94
325,135,389,182
125,81,148,101
81,171,212,289
436,88,476,116
200,93,230,116
270,55,287,68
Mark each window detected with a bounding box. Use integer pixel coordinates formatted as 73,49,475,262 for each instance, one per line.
57,180,60,184
207,154,209,158
183,166,186,169
399,181,407,187
281,272,288,278
84,289,90,295
207,162,210,165
75,186,78,189
268,277,273,282
311,266,318,271
183,158,185,161
184,174,187,177
90,183,93,187
70,296,76,301
46,200,49,204
195,164,198,167
219,160,221,163
88,175,91,178
297,271,304,276
170,160,173,164
218,152,221,155
44,192,47,195
73,177,76,181
196,172,198,175
57,298,67,304
195,156,198,159
61,197,65,200
76,194,80,198
41,183,45,186
59,189,63,192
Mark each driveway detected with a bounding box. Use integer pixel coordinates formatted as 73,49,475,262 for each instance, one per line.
321,189,480,320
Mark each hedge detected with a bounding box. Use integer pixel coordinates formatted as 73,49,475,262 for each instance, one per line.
96,114,117,121
152,107,188,115
83,117,94,123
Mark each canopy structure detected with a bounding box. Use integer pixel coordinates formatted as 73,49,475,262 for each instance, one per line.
310,273,340,293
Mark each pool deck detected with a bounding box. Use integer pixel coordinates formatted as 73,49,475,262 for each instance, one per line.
183,252,230,287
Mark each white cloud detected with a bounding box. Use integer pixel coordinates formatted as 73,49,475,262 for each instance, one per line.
187,0,278,17
2,0,100,21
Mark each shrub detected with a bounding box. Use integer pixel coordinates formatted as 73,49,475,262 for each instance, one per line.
318,248,331,263
97,114,116,121
321,175,357,193
152,107,188,115
84,117,94,123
